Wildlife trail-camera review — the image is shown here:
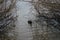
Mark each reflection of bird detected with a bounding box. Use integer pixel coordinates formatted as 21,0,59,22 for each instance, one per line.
28,20,32,26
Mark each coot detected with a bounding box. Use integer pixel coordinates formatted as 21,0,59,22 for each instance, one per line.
28,20,32,24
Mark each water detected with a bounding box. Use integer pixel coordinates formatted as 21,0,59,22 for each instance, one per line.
0,0,60,40
15,0,60,40
16,1,37,40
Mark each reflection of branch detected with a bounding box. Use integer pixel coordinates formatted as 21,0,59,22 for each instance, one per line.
34,4,40,14
0,0,16,13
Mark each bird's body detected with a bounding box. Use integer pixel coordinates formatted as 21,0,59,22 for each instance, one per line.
28,20,32,24
28,20,32,26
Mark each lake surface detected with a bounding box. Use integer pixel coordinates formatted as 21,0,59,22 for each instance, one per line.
16,0,36,40
15,0,60,40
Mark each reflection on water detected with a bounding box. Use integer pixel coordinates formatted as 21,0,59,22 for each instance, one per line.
0,0,60,40
0,0,17,40
0,9,17,40
16,0,60,40
29,19,48,40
